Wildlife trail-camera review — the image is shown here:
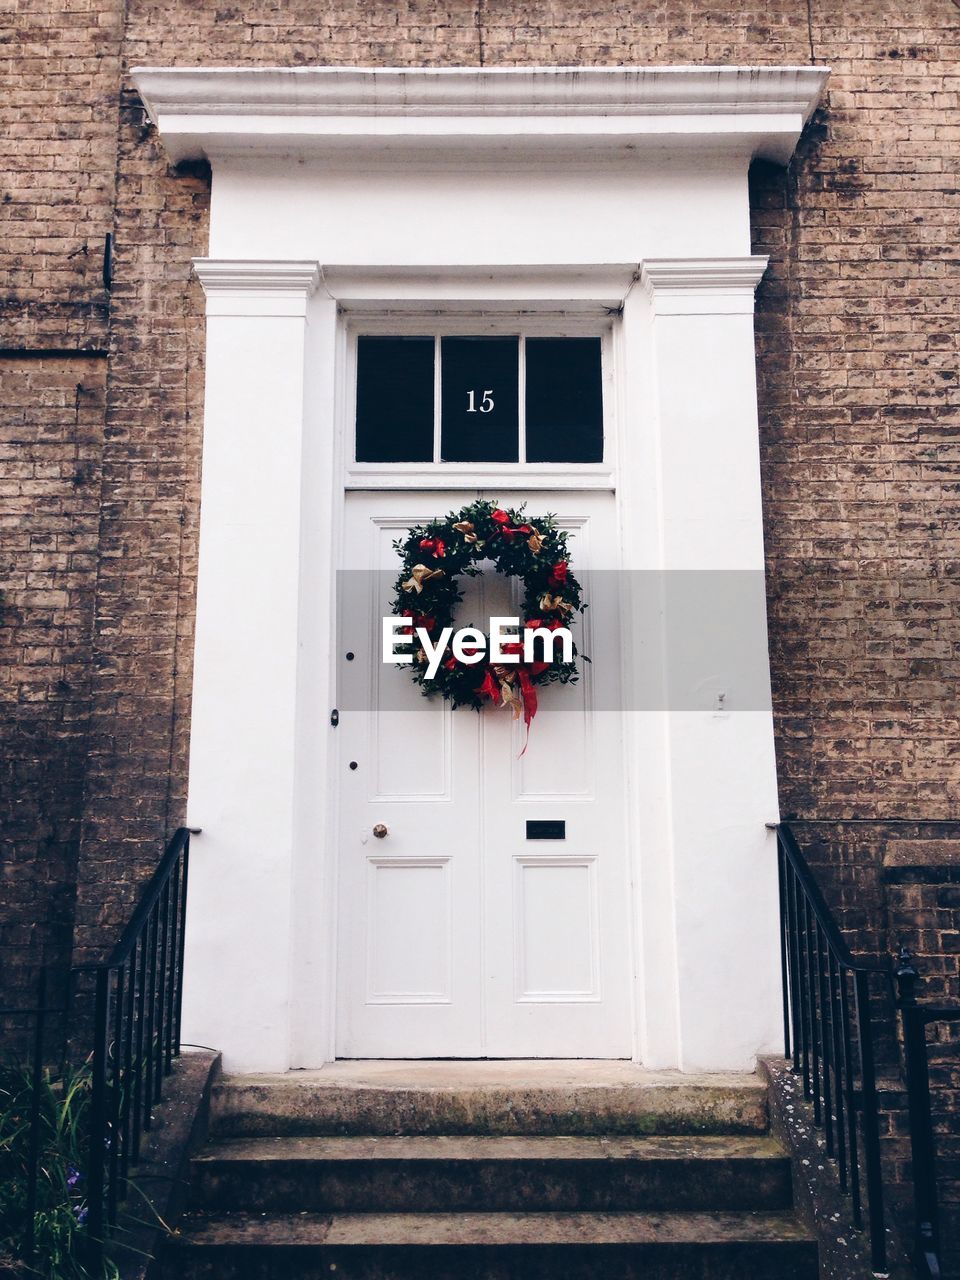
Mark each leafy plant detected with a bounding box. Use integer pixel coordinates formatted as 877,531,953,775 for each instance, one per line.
0,1062,118,1279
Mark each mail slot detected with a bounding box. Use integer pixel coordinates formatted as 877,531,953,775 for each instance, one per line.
526,820,566,841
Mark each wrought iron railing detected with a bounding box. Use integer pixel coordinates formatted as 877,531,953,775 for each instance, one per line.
2,828,195,1272
895,948,960,1280
774,821,891,1273
0,971,52,1267
77,825,195,1268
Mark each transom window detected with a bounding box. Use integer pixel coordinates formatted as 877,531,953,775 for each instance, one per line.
355,334,604,465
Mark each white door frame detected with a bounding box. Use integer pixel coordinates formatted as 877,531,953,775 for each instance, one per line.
331,295,637,1064
182,259,784,1075
130,65,829,1074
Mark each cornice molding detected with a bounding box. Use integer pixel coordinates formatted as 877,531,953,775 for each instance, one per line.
641,257,769,294
322,262,639,312
191,257,773,316
192,259,323,318
132,65,829,167
192,259,322,295
134,65,827,120
640,256,770,315
190,259,648,317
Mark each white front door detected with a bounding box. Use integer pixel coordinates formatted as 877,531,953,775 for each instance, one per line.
335,489,634,1058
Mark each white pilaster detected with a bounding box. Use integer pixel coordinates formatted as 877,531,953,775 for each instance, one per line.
183,258,337,1072
621,257,782,1071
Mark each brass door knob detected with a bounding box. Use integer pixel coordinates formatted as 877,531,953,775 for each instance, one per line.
373,823,388,839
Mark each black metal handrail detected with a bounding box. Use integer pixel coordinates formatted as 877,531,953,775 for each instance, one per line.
80,826,195,1268
774,821,891,1273
895,948,960,1280
0,972,55,1266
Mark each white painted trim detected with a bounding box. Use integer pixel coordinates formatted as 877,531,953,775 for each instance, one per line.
322,263,641,314
343,466,615,492
193,259,641,317
192,259,322,294
132,65,829,166
642,256,770,315
642,256,769,294
340,308,618,490
193,259,322,317
133,65,828,119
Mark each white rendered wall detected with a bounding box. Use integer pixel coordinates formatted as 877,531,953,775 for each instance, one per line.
207,154,751,266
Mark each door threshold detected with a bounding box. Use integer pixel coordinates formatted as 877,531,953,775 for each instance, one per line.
274,1060,761,1089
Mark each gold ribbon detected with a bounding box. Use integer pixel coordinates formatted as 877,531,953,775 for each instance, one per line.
453,520,484,548
492,665,524,720
402,564,444,594
539,592,573,615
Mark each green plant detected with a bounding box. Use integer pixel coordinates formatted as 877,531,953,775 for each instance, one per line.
0,1062,118,1280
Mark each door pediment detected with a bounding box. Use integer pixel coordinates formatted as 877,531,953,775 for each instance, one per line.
133,65,827,270
132,65,827,167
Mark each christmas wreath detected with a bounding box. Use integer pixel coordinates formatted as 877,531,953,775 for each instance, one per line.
389,499,584,741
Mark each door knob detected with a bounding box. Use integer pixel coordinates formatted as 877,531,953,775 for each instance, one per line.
373,823,388,839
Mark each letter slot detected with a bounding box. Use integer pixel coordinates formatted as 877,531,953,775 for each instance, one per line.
526,820,566,841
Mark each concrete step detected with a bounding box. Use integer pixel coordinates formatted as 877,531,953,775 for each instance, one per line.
211,1061,770,1138
164,1209,819,1279
191,1133,793,1213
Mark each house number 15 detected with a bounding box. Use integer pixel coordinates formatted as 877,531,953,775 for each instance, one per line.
466,389,495,413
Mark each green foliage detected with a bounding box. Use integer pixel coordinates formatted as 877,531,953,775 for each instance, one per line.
0,1063,118,1280
391,498,585,711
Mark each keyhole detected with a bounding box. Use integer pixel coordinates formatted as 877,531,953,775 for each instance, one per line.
349,761,359,771
346,652,355,661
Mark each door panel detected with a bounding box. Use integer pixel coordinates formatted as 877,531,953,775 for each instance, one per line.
336,490,633,1058
366,857,452,1001
336,498,482,1057
515,856,599,998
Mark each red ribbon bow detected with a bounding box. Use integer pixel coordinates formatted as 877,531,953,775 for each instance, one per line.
399,609,437,636
490,509,532,542
477,638,546,756
475,669,501,705
499,640,549,678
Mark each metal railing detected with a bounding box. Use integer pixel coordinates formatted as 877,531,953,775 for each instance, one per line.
0,971,53,1267
774,821,891,1273
78,826,194,1268
2,828,194,1273
895,948,960,1280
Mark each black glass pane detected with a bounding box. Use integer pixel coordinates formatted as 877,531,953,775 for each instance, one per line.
526,337,603,463
440,337,519,463
356,336,434,462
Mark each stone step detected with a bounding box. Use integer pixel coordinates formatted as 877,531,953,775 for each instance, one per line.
191,1133,793,1213
165,1209,819,1280
211,1062,769,1138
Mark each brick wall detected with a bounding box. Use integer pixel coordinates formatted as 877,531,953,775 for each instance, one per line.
755,11,960,823
0,0,123,1009
0,0,123,348
67,93,208,963
2,0,959,1049
0,355,106,1008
